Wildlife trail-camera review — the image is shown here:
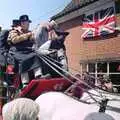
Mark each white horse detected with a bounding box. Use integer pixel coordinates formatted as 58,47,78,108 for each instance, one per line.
35,89,120,120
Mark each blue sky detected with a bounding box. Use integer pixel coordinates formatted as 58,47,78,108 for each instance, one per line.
0,0,71,29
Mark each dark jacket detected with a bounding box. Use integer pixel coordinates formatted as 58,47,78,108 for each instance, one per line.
49,29,69,50
7,29,42,73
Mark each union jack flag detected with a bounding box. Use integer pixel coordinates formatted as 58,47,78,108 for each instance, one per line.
82,7,116,38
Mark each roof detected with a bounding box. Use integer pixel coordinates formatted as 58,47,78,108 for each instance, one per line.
51,0,98,20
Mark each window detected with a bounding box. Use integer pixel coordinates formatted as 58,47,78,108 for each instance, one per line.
81,61,120,85
97,63,107,73
109,62,120,73
109,74,120,84
88,63,95,72
115,0,120,14
82,63,87,72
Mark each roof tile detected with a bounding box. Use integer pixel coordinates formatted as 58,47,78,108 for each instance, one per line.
51,0,98,20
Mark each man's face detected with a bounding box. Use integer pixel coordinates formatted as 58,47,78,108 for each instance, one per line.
21,21,30,31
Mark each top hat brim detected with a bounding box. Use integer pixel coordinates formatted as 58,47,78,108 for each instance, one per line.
55,29,69,36
29,20,32,23
54,27,69,36
11,24,19,27
20,20,32,23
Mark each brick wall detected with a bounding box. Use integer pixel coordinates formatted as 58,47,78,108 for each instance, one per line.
59,15,120,73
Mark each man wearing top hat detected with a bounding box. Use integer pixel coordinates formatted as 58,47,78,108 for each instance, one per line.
11,19,20,29
33,20,69,71
33,20,69,76
8,15,33,49
7,15,43,87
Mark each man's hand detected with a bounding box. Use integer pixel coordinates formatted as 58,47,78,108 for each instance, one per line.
29,32,35,40
48,30,58,40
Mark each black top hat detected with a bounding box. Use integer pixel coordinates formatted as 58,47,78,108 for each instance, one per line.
19,15,32,23
12,19,20,27
54,28,69,36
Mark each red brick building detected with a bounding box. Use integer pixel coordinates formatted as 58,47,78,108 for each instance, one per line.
52,0,120,84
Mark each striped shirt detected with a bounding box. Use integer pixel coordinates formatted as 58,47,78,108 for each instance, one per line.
7,28,32,44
